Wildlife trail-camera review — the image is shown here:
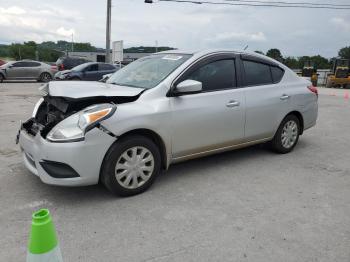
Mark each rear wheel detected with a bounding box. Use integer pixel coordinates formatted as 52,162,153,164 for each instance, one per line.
270,115,300,154
101,135,161,196
0,74,4,83
39,72,52,82
71,77,81,81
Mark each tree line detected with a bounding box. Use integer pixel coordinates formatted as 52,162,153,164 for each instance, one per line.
0,40,349,68
258,47,350,69
0,41,175,62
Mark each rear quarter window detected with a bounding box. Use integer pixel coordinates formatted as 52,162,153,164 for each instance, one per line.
243,60,273,86
271,66,284,83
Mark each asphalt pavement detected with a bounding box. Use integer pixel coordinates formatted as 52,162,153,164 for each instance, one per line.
0,82,349,262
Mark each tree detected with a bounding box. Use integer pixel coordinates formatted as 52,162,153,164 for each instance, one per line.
0,45,10,58
310,55,330,69
8,42,37,60
283,56,299,69
339,46,350,60
266,48,283,62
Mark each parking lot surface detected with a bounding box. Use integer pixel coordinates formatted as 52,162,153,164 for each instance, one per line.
0,82,349,262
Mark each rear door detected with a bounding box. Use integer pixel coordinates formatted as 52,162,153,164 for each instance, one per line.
241,55,289,141
170,54,246,158
26,62,41,78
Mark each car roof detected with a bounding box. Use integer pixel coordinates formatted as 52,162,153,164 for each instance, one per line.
157,49,288,70
158,49,282,62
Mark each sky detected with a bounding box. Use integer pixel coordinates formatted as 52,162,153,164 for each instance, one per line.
0,0,349,58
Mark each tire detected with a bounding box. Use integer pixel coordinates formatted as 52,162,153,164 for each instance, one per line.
0,74,4,83
39,72,52,82
270,115,300,154
101,135,161,197
71,77,81,81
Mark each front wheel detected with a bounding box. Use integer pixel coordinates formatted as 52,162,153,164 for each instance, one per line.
101,135,161,196
270,115,300,154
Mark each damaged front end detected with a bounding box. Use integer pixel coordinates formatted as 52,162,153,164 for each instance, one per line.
21,83,142,142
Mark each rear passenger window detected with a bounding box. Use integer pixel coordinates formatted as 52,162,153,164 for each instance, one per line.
99,64,115,70
28,62,40,67
271,66,284,83
243,60,273,86
186,59,236,92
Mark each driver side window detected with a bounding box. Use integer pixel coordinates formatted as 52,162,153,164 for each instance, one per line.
186,59,236,92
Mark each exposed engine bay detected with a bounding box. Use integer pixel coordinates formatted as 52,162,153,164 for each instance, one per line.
22,94,139,138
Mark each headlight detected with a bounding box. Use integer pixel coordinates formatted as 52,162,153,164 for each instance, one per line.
46,103,116,142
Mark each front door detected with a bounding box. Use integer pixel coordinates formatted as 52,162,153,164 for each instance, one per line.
6,62,27,79
170,56,246,158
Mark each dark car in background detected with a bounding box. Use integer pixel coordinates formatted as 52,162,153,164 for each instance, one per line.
54,62,118,81
56,56,90,71
0,60,57,82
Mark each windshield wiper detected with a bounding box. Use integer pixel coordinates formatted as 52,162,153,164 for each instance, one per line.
109,82,143,89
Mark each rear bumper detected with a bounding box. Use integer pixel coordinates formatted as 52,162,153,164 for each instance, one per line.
19,128,115,186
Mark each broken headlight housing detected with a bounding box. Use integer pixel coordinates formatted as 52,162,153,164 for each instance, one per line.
46,104,116,142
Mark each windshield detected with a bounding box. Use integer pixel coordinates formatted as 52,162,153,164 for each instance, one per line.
107,54,192,89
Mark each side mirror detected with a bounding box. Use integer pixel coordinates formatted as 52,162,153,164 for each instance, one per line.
174,80,202,95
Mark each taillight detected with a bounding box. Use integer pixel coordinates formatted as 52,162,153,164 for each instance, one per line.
51,65,57,71
60,64,64,71
307,85,318,97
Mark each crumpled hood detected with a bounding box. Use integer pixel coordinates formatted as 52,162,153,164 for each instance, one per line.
40,81,145,99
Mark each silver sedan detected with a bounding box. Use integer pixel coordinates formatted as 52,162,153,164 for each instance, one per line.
18,50,318,196
0,60,57,82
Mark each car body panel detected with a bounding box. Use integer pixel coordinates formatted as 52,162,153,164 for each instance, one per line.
170,88,245,157
19,127,115,186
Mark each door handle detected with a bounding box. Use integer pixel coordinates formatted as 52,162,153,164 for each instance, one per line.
280,94,290,100
226,100,240,108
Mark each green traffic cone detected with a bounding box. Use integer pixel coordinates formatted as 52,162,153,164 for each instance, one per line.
27,209,63,262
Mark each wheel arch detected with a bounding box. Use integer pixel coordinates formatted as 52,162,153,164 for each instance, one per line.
285,111,304,135
103,128,169,172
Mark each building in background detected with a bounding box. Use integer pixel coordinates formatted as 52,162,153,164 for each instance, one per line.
67,51,150,64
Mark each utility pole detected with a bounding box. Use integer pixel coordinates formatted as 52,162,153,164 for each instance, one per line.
71,33,74,52
106,0,112,63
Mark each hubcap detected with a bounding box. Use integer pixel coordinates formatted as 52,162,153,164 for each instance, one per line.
115,146,154,189
42,74,50,81
281,120,298,149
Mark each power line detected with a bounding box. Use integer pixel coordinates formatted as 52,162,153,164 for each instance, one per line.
225,0,350,7
156,0,350,9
